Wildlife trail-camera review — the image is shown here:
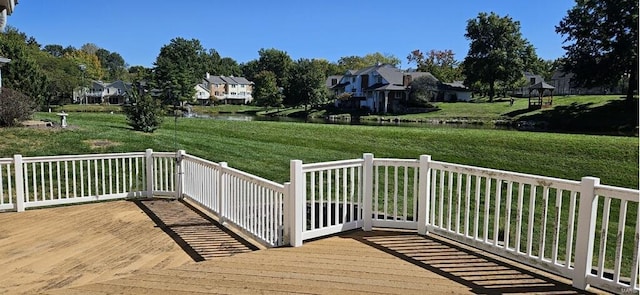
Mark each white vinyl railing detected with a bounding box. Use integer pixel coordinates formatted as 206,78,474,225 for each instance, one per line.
181,153,286,247
294,158,364,242
1,150,637,293
289,153,639,294
0,158,15,211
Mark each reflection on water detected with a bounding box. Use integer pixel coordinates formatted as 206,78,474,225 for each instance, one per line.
191,113,513,131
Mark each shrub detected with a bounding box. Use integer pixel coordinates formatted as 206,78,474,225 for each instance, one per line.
0,88,36,127
122,90,164,133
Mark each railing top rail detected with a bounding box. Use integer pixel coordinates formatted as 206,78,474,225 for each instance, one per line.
152,152,176,158
430,160,582,191
594,184,640,202
301,158,364,173
373,158,419,167
0,158,13,164
223,165,285,192
182,154,221,169
21,152,147,163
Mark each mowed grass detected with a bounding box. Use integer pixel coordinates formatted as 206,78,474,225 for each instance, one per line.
0,112,635,189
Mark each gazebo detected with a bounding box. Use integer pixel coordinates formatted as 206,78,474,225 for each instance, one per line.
528,81,555,109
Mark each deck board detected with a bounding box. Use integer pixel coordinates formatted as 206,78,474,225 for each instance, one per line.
0,199,254,294
52,230,603,294
0,199,608,294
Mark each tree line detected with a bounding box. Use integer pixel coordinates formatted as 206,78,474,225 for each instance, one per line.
0,0,636,115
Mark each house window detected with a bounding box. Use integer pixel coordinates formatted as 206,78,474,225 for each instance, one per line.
394,92,402,99
376,76,382,84
231,84,237,88
331,78,338,85
530,78,536,85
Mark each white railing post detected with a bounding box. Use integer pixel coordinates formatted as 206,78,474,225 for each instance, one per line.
174,150,185,199
417,155,431,235
218,162,228,224
573,176,600,290
145,149,153,197
282,182,291,245
14,154,25,212
289,160,304,247
362,153,374,231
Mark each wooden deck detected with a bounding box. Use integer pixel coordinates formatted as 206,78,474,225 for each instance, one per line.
0,199,606,294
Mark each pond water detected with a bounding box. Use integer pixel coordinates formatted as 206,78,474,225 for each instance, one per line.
188,113,515,131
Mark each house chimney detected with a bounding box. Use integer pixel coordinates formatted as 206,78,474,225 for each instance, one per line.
206,72,210,79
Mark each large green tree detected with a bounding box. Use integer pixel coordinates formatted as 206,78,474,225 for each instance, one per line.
253,70,283,108
407,49,463,82
96,48,127,81
286,59,329,111
153,37,208,105
42,44,64,57
0,27,48,104
63,49,104,81
257,48,293,90
462,12,534,101
556,0,638,100
336,52,401,71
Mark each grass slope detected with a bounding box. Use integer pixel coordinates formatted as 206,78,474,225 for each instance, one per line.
0,112,635,189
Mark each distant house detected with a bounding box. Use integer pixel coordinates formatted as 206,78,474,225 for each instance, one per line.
549,71,618,95
439,81,472,102
202,73,253,105
193,83,210,105
511,72,546,97
75,80,132,104
328,64,471,113
329,64,431,113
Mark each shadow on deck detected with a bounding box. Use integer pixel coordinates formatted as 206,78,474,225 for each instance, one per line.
50,211,603,294
133,198,257,261
352,230,595,294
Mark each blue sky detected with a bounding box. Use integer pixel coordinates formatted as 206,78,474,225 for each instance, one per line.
7,0,575,68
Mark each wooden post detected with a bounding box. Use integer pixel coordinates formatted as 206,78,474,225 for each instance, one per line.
218,162,228,224
362,153,374,231
145,149,153,198
417,155,431,235
573,176,600,290
289,160,304,247
14,154,25,212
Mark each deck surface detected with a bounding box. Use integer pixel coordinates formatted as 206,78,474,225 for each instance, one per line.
0,199,605,294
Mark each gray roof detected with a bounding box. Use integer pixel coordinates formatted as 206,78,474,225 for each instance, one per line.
205,76,227,85
524,71,545,84
375,84,406,91
376,65,404,85
530,82,555,90
230,76,252,85
440,81,471,92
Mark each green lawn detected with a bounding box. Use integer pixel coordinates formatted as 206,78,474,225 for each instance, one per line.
0,112,636,189
1,111,637,274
